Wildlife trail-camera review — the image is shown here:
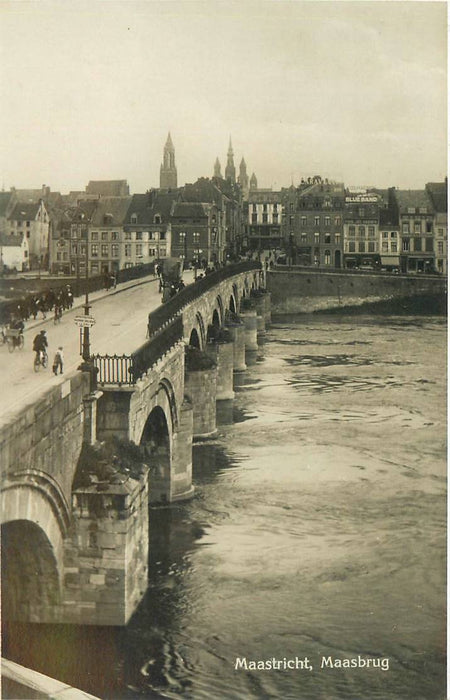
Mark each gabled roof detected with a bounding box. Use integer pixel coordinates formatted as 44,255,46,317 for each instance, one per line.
86,180,130,196
171,202,209,219
90,196,132,226
124,191,180,225
426,182,447,213
8,202,41,221
0,191,15,217
0,233,24,246
182,178,226,207
394,189,433,213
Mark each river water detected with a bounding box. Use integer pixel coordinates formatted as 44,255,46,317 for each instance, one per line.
4,314,447,699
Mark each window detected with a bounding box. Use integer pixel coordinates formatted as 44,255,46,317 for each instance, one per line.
160,231,166,240
273,203,278,212
438,228,444,236
315,216,320,226
134,231,141,240
91,244,99,257
402,222,410,234
289,216,294,226
290,202,294,212
301,216,307,226
131,214,137,224
251,214,257,223
402,238,410,252
136,244,142,256
368,226,375,237
334,215,341,226
438,241,444,254
391,242,397,253
111,231,118,240
349,225,355,237
391,231,397,238
324,250,331,265
91,232,98,240
263,204,267,212
348,241,356,252
125,244,131,257
91,263,99,274
154,215,161,224
414,221,421,234
56,252,61,261
413,237,422,252
301,233,307,242
273,214,278,223
314,232,320,244
252,203,257,212
101,244,108,257
358,226,365,237
335,233,341,245
324,234,331,244
71,243,78,255
193,232,200,243
426,221,432,233
26,221,30,227
125,232,131,240
262,214,268,223
112,245,119,257
179,232,186,243
425,238,433,252
358,241,365,252
325,216,330,226
368,242,375,253
80,243,86,255
101,231,108,241
382,231,389,238
382,241,389,253
149,248,156,256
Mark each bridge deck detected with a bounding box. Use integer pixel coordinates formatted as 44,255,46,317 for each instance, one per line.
0,272,195,428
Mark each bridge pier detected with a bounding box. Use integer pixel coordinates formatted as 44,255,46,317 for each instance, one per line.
225,318,247,373
169,400,194,502
62,470,149,626
184,349,218,439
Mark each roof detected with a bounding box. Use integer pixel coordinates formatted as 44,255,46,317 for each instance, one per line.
0,191,15,217
182,178,225,207
171,202,209,219
248,190,281,203
90,196,132,226
8,202,41,221
379,208,399,227
394,189,433,214
426,182,447,213
86,180,130,196
124,191,180,225
0,233,24,246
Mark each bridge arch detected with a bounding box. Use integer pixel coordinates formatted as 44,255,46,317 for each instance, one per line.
188,328,201,348
1,486,63,622
215,295,225,325
139,405,171,504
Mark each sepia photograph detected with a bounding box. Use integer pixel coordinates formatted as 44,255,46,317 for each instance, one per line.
0,1,447,698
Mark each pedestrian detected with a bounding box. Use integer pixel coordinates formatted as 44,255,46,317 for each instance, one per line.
53,346,64,375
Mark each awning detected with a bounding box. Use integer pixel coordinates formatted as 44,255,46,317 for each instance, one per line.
380,256,400,265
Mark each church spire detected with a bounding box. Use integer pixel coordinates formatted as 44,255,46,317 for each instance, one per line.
160,132,177,189
225,136,236,184
214,157,222,178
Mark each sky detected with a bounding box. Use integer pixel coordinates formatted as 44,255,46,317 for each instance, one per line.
0,1,447,193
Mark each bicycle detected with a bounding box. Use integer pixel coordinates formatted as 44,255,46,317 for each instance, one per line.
33,350,48,372
6,328,25,353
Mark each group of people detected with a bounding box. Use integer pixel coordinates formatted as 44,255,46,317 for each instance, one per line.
0,285,74,327
32,329,64,375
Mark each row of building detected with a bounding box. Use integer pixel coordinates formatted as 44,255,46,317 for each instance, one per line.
0,134,447,276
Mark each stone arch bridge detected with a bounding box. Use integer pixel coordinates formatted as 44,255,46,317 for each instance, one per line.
0,262,270,626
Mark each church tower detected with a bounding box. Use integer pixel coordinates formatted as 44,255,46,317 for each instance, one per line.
250,172,258,191
214,157,222,179
160,132,177,189
238,157,249,198
225,137,236,184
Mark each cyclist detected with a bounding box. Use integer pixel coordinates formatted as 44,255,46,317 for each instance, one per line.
33,329,48,364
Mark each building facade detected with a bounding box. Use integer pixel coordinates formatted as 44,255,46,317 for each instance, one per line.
170,201,220,266
245,189,283,252
7,200,49,270
394,190,435,273
343,192,381,269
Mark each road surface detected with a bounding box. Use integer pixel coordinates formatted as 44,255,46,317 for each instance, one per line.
0,273,194,428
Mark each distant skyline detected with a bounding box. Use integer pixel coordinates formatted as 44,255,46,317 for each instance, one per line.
0,1,447,193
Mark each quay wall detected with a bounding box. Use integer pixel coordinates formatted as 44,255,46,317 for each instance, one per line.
267,269,446,313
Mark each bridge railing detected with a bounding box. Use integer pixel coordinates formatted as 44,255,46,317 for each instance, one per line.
149,261,262,334
92,315,183,386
